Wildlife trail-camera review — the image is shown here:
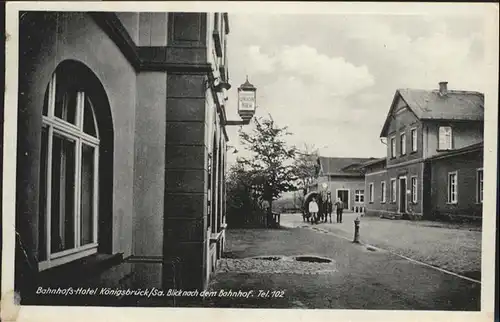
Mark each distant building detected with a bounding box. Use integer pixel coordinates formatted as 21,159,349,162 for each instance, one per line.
310,157,377,213
16,11,233,303
362,82,484,220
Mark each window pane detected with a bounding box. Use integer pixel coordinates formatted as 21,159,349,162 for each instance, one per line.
38,127,49,261
43,84,49,116
439,127,452,150
54,82,78,125
81,144,95,245
51,134,76,253
412,130,417,151
83,97,97,137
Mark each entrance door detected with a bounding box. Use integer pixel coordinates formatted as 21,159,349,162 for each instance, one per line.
337,189,349,211
399,177,407,213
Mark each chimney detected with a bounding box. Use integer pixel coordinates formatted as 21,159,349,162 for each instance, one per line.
439,81,448,96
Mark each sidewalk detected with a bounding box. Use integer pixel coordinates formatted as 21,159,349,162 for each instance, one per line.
203,226,480,310
280,212,482,280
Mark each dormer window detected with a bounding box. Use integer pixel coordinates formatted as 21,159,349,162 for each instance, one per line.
438,126,453,150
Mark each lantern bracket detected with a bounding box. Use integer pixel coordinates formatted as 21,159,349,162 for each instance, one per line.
225,119,252,126
205,77,231,92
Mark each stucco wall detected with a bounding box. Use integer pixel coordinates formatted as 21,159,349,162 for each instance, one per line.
133,72,167,257
116,12,139,44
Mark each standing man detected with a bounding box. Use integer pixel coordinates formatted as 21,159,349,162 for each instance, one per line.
335,197,344,223
309,197,319,225
325,192,333,223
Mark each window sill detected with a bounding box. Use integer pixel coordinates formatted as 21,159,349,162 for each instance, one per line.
381,201,386,204
38,252,123,284
410,150,418,154
446,202,458,205
369,202,374,204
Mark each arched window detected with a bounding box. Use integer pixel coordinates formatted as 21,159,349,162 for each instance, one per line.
38,70,100,270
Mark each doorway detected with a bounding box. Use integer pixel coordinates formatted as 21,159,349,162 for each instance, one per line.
336,189,349,211
399,177,407,213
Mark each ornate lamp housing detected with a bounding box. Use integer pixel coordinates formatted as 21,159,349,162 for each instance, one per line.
237,76,257,122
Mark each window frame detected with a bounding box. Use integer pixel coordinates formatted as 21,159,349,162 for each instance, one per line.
390,136,396,158
477,168,483,204
390,178,397,203
438,126,453,151
368,183,374,203
410,127,417,153
447,171,458,204
381,181,386,203
400,132,407,156
212,13,223,57
38,73,100,271
354,189,365,203
410,176,418,203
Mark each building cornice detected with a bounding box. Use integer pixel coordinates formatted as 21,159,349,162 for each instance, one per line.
89,12,212,74
426,144,483,162
89,12,230,141
386,158,424,169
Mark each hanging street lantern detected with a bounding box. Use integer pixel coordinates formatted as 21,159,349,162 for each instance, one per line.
237,76,257,122
226,76,257,126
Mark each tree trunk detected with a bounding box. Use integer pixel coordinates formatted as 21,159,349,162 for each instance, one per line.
267,198,273,228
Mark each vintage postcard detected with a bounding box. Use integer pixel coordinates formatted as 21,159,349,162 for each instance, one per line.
2,1,498,322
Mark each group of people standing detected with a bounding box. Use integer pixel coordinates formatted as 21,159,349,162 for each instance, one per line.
307,192,344,224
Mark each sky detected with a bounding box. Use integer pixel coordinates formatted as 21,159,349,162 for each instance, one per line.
222,11,488,165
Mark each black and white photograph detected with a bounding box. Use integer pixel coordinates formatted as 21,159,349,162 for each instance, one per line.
2,2,498,322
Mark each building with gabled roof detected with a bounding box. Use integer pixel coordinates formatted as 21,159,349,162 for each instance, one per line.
362,82,484,221
310,156,379,214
